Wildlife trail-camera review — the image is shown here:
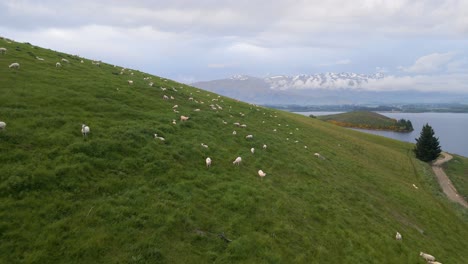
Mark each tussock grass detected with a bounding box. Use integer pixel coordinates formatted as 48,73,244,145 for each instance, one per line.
0,39,467,263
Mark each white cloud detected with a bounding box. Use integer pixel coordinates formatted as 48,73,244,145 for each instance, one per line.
400,52,455,73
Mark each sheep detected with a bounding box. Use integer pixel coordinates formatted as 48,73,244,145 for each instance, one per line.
80,60,84,63
258,170,266,179
0,121,6,130
61,58,69,63
251,148,255,154
240,124,247,128
314,153,321,157
172,105,178,109
128,80,133,85
170,96,175,100
412,184,418,189
233,156,242,165
172,119,176,125
304,146,308,149
180,115,189,121
56,62,61,67
9,62,20,69
263,144,267,149
36,56,44,61
245,135,253,139
427,261,443,264
232,131,237,135
222,120,228,125
0,47,7,54
206,157,212,168
149,82,154,87
419,252,435,262
81,124,90,138
395,232,402,240
163,95,169,100
194,109,200,112
154,134,165,141
233,122,240,126
201,143,208,148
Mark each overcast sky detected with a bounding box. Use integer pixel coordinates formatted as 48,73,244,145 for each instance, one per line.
1,0,467,93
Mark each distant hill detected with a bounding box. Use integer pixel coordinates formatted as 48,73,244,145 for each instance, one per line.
318,111,414,132
192,75,468,105
0,38,467,263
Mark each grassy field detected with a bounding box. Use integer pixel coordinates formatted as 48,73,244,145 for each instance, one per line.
1,38,467,263
318,111,412,131
444,155,468,201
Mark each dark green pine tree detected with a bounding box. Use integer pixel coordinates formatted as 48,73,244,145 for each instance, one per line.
414,124,442,162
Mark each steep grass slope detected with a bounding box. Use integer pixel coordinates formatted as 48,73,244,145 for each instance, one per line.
1,39,467,263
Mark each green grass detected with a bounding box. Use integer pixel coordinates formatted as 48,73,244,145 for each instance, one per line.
444,155,468,201
318,111,410,131
1,39,467,263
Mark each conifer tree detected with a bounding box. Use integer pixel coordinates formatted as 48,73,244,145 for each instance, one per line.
414,124,441,162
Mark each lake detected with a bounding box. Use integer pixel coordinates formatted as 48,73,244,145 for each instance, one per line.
296,112,468,157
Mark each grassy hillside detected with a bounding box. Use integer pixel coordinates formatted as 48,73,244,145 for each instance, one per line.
318,111,413,132
444,155,468,201
1,39,467,263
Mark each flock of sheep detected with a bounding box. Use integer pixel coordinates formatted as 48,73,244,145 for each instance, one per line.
0,41,447,262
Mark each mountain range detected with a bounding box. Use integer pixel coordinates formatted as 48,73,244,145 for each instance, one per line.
192,73,468,105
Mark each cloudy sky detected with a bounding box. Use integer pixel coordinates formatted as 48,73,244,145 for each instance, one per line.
1,0,467,92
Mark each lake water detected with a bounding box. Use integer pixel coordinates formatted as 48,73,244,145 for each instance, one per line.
296,112,468,157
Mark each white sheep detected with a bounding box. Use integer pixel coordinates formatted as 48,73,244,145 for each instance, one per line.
149,82,154,87
61,58,69,63
245,135,253,139
163,95,169,100
233,122,240,126
172,105,178,109
240,124,247,128
251,148,255,154
9,62,20,69
233,156,242,165
56,62,61,67
420,252,435,262
180,115,189,121
80,60,84,63
172,119,176,125
0,121,6,130
128,80,133,85
206,157,212,168
427,261,443,264
412,184,418,189
232,131,237,135
81,124,90,138
263,144,267,149
36,56,44,61
258,170,266,178
314,153,321,157
0,47,7,54
201,143,208,148
154,133,165,141
395,232,402,240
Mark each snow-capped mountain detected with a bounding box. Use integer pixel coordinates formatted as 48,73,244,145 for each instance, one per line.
264,72,385,90
191,73,466,105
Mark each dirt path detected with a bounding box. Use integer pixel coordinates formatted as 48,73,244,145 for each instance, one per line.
432,152,468,208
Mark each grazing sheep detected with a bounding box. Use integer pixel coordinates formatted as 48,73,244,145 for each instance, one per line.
9,62,20,69
240,124,247,128
36,56,44,61
61,58,69,63
172,119,176,125
180,115,190,121
163,95,169,100
245,135,253,139
81,124,90,138
251,148,255,154
0,47,7,54
128,80,133,85
222,120,228,125
233,157,242,165
201,143,208,148
314,153,321,157
304,146,308,149
420,252,435,262
232,131,237,135
154,133,165,141
149,82,154,87
0,121,6,130
395,232,402,240
263,144,267,149
412,184,418,189
233,122,240,126
173,105,178,109
258,170,266,179
194,109,200,112
80,60,84,63
56,62,61,67
206,157,212,168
